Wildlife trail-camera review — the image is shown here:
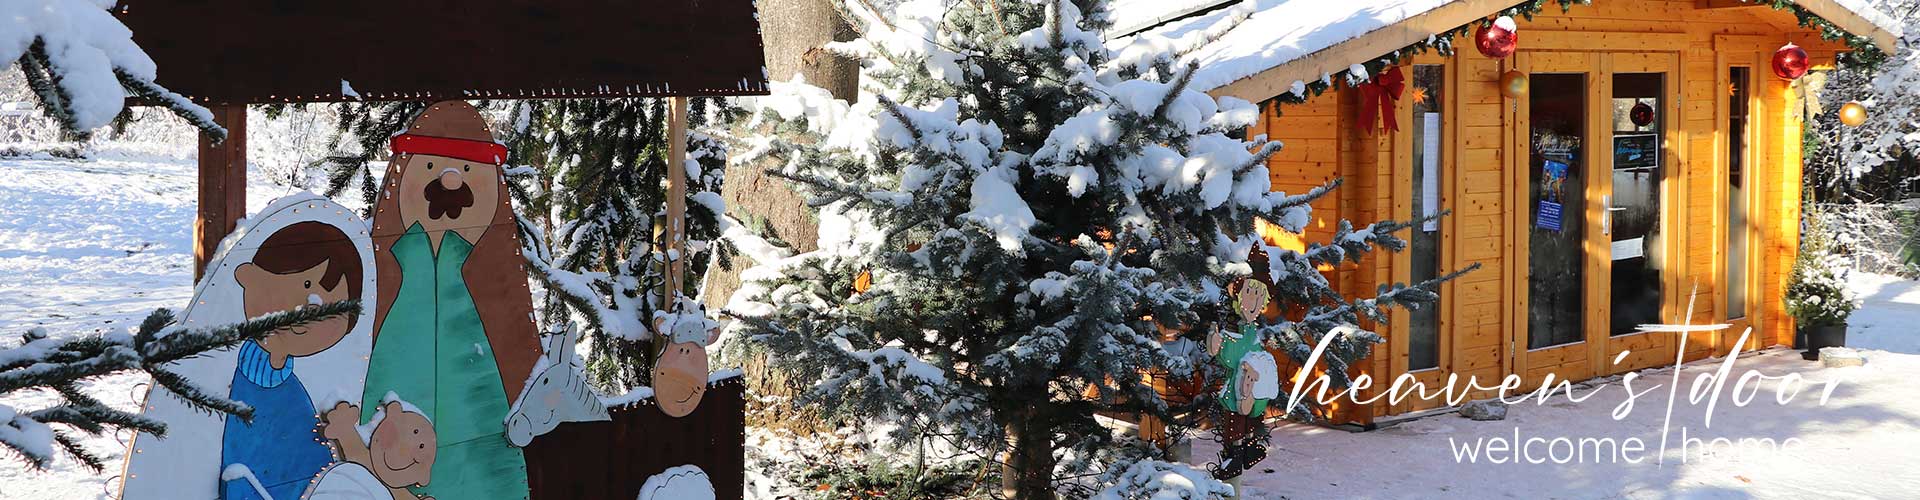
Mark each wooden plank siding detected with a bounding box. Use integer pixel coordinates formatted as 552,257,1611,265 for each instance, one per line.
1246,0,1843,422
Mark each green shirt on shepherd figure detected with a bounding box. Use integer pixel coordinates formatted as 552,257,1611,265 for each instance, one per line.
362,224,528,500
1210,280,1281,417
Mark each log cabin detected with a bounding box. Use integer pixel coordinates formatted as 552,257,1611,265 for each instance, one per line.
1119,0,1901,426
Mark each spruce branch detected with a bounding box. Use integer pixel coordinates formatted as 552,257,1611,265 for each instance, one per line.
0,300,356,471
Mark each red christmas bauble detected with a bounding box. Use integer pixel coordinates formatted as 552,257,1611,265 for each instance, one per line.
1475,16,1518,59
1772,43,1809,80
1629,102,1655,127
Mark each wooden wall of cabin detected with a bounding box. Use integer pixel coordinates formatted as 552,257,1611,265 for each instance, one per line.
1250,0,1843,421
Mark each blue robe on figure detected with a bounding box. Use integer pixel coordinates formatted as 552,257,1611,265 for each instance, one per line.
219,341,334,500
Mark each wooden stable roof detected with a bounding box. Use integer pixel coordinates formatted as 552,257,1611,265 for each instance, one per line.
113,0,769,105
1118,0,1901,104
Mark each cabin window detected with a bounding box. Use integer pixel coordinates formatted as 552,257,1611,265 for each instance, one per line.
1727,67,1751,319
1409,64,1444,371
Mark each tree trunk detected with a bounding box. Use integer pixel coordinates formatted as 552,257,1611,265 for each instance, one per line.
700,0,856,311
1002,407,1057,500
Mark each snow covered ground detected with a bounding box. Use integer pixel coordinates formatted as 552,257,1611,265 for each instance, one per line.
1844,271,1920,354
1216,276,1920,499
0,147,304,500
2,149,1918,498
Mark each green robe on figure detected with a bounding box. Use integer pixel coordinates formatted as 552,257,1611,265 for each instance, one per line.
362,224,528,500
1215,323,1269,416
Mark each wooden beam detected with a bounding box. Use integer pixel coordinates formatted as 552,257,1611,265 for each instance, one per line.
1695,0,1765,10
1526,31,1691,53
193,105,246,280
663,97,691,301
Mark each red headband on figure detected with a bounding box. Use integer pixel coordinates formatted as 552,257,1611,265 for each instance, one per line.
389,134,509,165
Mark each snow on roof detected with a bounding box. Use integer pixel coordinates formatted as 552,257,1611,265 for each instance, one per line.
1105,0,1238,38
1116,0,1455,94
1825,0,1906,39
1117,0,1903,100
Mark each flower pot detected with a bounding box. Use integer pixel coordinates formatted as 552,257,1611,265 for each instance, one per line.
1797,323,1848,360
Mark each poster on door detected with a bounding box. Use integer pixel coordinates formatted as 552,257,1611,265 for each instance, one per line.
1535,159,1569,232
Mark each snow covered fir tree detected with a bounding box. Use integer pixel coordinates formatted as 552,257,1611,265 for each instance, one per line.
725,0,1464,496
503,97,749,391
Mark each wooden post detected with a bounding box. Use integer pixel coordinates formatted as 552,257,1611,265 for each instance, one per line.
193,105,246,280
663,97,691,301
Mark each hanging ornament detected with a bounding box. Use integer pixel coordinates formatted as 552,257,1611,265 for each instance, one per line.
1629,102,1655,127
1839,101,1868,127
1475,16,1519,59
1772,43,1809,80
1356,66,1405,134
1499,71,1529,98
1788,71,1828,123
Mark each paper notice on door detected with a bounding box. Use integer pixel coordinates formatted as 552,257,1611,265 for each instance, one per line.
1612,237,1645,260
1421,112,1441,232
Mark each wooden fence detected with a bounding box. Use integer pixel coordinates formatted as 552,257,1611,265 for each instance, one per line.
525,375,746,499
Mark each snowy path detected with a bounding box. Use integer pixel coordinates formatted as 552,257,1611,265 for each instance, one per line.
0,155,293,499
1846,272,1920,354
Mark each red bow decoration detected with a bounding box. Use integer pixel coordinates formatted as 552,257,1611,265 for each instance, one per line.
1357,66,1405,134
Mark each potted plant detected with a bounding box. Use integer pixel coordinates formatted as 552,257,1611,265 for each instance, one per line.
1786,210,1860,360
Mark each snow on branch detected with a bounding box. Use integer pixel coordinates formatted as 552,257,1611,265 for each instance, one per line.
3,0,226,141
0,301,357,471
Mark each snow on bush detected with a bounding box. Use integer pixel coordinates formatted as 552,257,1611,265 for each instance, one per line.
1095,459,1234,500
1789,207,1864,326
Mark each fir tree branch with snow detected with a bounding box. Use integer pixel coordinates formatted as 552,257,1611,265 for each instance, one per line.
499,98,769,392
725,0,1473,496
3,0,226,141
0,300,357,471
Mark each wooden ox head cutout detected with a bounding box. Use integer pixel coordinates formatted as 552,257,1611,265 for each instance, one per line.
650,299,721,418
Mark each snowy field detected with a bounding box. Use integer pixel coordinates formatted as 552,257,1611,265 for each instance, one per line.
0,149,301,500
2,152,1918,499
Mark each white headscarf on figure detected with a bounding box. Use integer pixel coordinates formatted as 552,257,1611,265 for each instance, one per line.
119,193,375,500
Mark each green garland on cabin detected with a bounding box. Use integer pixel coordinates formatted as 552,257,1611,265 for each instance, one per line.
1261,0,1886,113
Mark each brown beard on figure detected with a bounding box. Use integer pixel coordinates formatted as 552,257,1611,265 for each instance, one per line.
425,181,474,220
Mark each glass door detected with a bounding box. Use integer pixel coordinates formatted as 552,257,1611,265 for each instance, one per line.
1608,72,1666,336
1511,51,1604,388
1527,71,1589,350
1599,53,1682,373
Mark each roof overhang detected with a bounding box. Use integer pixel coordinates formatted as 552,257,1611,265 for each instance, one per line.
116,0,770,105
1793,0,1901,53
1201,0,1900,103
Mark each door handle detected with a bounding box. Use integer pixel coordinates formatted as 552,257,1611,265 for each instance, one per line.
1602,195,1626,236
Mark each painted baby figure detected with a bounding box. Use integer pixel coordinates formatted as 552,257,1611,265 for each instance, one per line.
310,399,438,500
222,222,364,500
361,101,542,500
1207,279,1280,417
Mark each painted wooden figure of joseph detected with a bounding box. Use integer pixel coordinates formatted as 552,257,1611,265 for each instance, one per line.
362,101,543,500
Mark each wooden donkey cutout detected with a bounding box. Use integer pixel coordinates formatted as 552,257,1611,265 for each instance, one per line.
505,330,610,447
